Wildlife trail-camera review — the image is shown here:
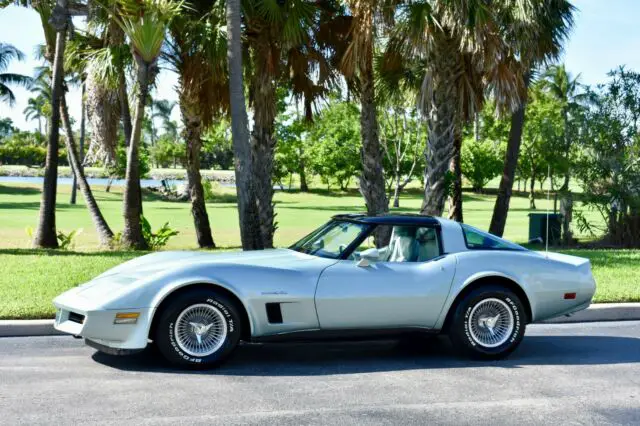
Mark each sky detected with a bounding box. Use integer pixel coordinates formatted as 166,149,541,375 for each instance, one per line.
2,0,640,131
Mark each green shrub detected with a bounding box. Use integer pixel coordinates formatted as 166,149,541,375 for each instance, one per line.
141,216,179,250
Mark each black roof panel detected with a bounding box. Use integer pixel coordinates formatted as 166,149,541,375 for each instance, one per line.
332,213,440,226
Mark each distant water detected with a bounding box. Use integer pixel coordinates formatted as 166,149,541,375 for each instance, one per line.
0,176,186,187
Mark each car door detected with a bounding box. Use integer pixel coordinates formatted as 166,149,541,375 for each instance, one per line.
314,254,457,329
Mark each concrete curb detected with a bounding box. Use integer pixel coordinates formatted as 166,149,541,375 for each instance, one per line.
540,303,640,324
1,303,640,337
0,320,63,337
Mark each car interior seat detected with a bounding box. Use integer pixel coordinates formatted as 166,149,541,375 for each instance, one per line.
416,228,439,262
383,226,419,262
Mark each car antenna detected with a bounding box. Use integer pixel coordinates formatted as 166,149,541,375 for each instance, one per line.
545,165,551,258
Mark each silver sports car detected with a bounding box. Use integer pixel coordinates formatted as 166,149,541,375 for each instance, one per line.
54,214,596,367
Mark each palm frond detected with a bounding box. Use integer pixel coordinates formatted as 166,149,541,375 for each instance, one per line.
0,43,26,72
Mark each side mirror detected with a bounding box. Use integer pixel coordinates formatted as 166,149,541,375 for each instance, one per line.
357,247,379,267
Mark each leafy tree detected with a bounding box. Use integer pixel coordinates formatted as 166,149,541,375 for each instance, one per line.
274,114,310,191
150,134,184,168
0,117,16,137
574,68,640,247
379,104,424,208
202,119,233,170
461,139,503,193
0,131,48,166
308,101,361,191
0,43,32,106
517,86,563,209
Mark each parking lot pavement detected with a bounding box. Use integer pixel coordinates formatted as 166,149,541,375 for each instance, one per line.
1,321,639,425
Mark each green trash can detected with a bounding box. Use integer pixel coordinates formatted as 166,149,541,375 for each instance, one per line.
528,213,562,245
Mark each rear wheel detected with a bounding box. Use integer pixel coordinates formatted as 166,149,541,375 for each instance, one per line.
154,289,242,368
449,285,526,360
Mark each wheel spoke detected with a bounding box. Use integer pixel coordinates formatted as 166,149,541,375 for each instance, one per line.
174,303,228,357
467,298,515,348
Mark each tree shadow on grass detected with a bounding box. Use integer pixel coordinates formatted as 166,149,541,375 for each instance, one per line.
0,201,42,210
0,248,148,257
0,184,41,196
0,247,243,257
92,334,640,376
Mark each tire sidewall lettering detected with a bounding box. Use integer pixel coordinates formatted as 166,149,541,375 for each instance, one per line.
463,293,523,353
167,298,237,364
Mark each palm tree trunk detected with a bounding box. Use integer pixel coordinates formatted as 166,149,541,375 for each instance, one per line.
61,94,114,246
110,19,132,147
250,53,277,248
118,71,133,147
489,73,531,237
70,162,78,204
34,10,67,249
121,61,151,249
448,125,463,222
359,28,389,246
226,0,263,250
421,38,460,217
70,83,85,204
182,102,215,248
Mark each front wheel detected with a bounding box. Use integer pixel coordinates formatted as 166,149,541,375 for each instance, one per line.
448,285,527,360
154,289,242,368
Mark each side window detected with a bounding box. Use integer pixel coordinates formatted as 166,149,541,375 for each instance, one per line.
354,225,441,263
461,224,525,251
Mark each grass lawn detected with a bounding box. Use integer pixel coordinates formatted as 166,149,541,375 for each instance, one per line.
0,181,636,319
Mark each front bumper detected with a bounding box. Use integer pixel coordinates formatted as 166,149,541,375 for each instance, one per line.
53,289,152,351
85,338,145,356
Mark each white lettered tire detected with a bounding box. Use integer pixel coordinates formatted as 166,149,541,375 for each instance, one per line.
155,289,242,368
449,285,527,360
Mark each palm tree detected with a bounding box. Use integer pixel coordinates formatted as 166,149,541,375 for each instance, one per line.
245,0,342,248
388,1,537,219
151,99,175,134
489,0,575,237
111,0,183,249
32,0,71,248
29,3,115,246
341,0,389,242
23,96,47,135
165,0,228,249
541,63,584,244
0,43,32,106
225,0,264,250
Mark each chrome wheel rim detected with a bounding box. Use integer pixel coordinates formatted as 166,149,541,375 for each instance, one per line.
175,303,227,357
468,298,514,348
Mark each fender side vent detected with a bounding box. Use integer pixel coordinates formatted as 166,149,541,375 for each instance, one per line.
266,303,283,324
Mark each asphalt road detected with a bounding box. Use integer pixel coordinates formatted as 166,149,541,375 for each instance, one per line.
1,321,640,425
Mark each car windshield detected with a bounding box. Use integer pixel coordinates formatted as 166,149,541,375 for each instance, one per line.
290,220,370,259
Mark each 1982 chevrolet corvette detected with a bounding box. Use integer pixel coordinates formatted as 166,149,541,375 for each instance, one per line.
54,214,596,367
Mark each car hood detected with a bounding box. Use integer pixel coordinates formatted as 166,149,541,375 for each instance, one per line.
95,248,312,281
57,249,334,308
